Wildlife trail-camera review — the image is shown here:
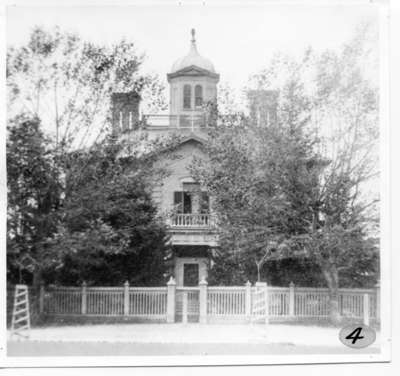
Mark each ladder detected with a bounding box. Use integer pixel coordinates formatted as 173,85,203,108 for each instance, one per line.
251,283,269,324
11,284,30,339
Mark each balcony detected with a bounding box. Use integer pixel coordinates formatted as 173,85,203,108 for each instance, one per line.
143,114,213,130
169,214,216,229
167,214,218,246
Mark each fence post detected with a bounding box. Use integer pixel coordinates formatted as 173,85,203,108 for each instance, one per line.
245,281,251,321
265,282,269,325
124,281,130,316
255,281,269,324
39,283,45,314
199,277,208,324
363,293,370,326
81,281,87,315
375,282,380,322
289,281,295,317
182,291,188,324
166,277,176,323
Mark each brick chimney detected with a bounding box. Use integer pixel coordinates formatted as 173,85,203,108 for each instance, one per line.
247,90,278,127
111,92,141,134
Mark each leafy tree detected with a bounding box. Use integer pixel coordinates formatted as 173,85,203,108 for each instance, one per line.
192,79,319,284
7,26,167,149
294,24,379,323
7,116,62,286
193,24,379,323
6,27,171,286
46,137,172,286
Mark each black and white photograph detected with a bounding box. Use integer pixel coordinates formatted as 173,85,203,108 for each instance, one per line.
1,0,392,368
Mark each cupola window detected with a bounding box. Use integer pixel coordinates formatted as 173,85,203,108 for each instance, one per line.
183,84,191,109
195,85,203,107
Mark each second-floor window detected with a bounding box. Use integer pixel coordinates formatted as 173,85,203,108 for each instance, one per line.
195,85,203,107
174,191,192,213
183,84,191,109
173,191,210,214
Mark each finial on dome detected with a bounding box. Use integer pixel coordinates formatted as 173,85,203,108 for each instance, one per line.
191,28,196,44
189,28,197,53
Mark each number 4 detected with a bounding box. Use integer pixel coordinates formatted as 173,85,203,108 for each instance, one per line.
345,327,365,344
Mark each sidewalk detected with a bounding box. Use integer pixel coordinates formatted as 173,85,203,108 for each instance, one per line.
8,323,381,348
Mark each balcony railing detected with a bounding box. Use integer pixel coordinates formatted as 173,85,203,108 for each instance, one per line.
169,214,216,229
143,114,212,130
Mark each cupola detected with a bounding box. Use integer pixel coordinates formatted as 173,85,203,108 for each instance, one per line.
167,29,219,118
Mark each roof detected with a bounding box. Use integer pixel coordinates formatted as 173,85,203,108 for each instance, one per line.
178,133,207,146
170,29,216,74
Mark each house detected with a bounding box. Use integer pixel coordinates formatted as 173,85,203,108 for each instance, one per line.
111,30,220,286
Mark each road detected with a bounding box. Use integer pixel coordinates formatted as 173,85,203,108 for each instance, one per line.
7,340,380,356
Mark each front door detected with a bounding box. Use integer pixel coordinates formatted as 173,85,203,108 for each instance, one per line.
183,263,199,286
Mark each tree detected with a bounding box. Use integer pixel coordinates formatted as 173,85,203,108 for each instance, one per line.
192,24,379,323
6,27,171,286
7,26,167,149
46,137,172,286
191,77,319,285
7,116,62,286
293,24,380,323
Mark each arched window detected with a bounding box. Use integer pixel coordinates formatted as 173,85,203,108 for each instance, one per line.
195,85,203,107
183,85,191,109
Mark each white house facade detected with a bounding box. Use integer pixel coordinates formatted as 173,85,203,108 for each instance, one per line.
112,30,219,286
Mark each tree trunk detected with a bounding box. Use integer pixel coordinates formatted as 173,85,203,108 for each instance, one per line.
328,289,340,325
32,265,43,289
322,266,341,325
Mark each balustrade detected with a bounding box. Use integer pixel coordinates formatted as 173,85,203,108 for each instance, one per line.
170,213,214,228
143,114,208,129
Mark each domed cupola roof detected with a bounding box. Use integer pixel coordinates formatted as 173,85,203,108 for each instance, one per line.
170,29,216,74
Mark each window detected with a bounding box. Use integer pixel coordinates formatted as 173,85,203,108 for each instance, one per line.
200,192,210,214
183,85,191,109
174,191,192,213
195,85,203,107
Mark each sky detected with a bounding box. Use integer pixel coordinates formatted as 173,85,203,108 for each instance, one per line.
6,3,380,92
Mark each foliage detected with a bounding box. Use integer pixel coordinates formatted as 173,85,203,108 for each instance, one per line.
193,24,379,319
44,137,172,286
7,116,62,285
6,27,172,287
7,26,167,149
208,253,324,287
192,81,321,284
297,24,379,322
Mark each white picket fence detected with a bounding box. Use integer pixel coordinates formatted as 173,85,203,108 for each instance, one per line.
208,286,246,318
44,284,167,318
38,281,379,323
129,288,167,317
207,286,377,321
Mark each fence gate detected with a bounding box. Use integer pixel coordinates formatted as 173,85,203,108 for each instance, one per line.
175,287,200,322
251,282,268,323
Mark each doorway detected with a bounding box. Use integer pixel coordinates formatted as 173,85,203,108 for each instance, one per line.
183,263,199,286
